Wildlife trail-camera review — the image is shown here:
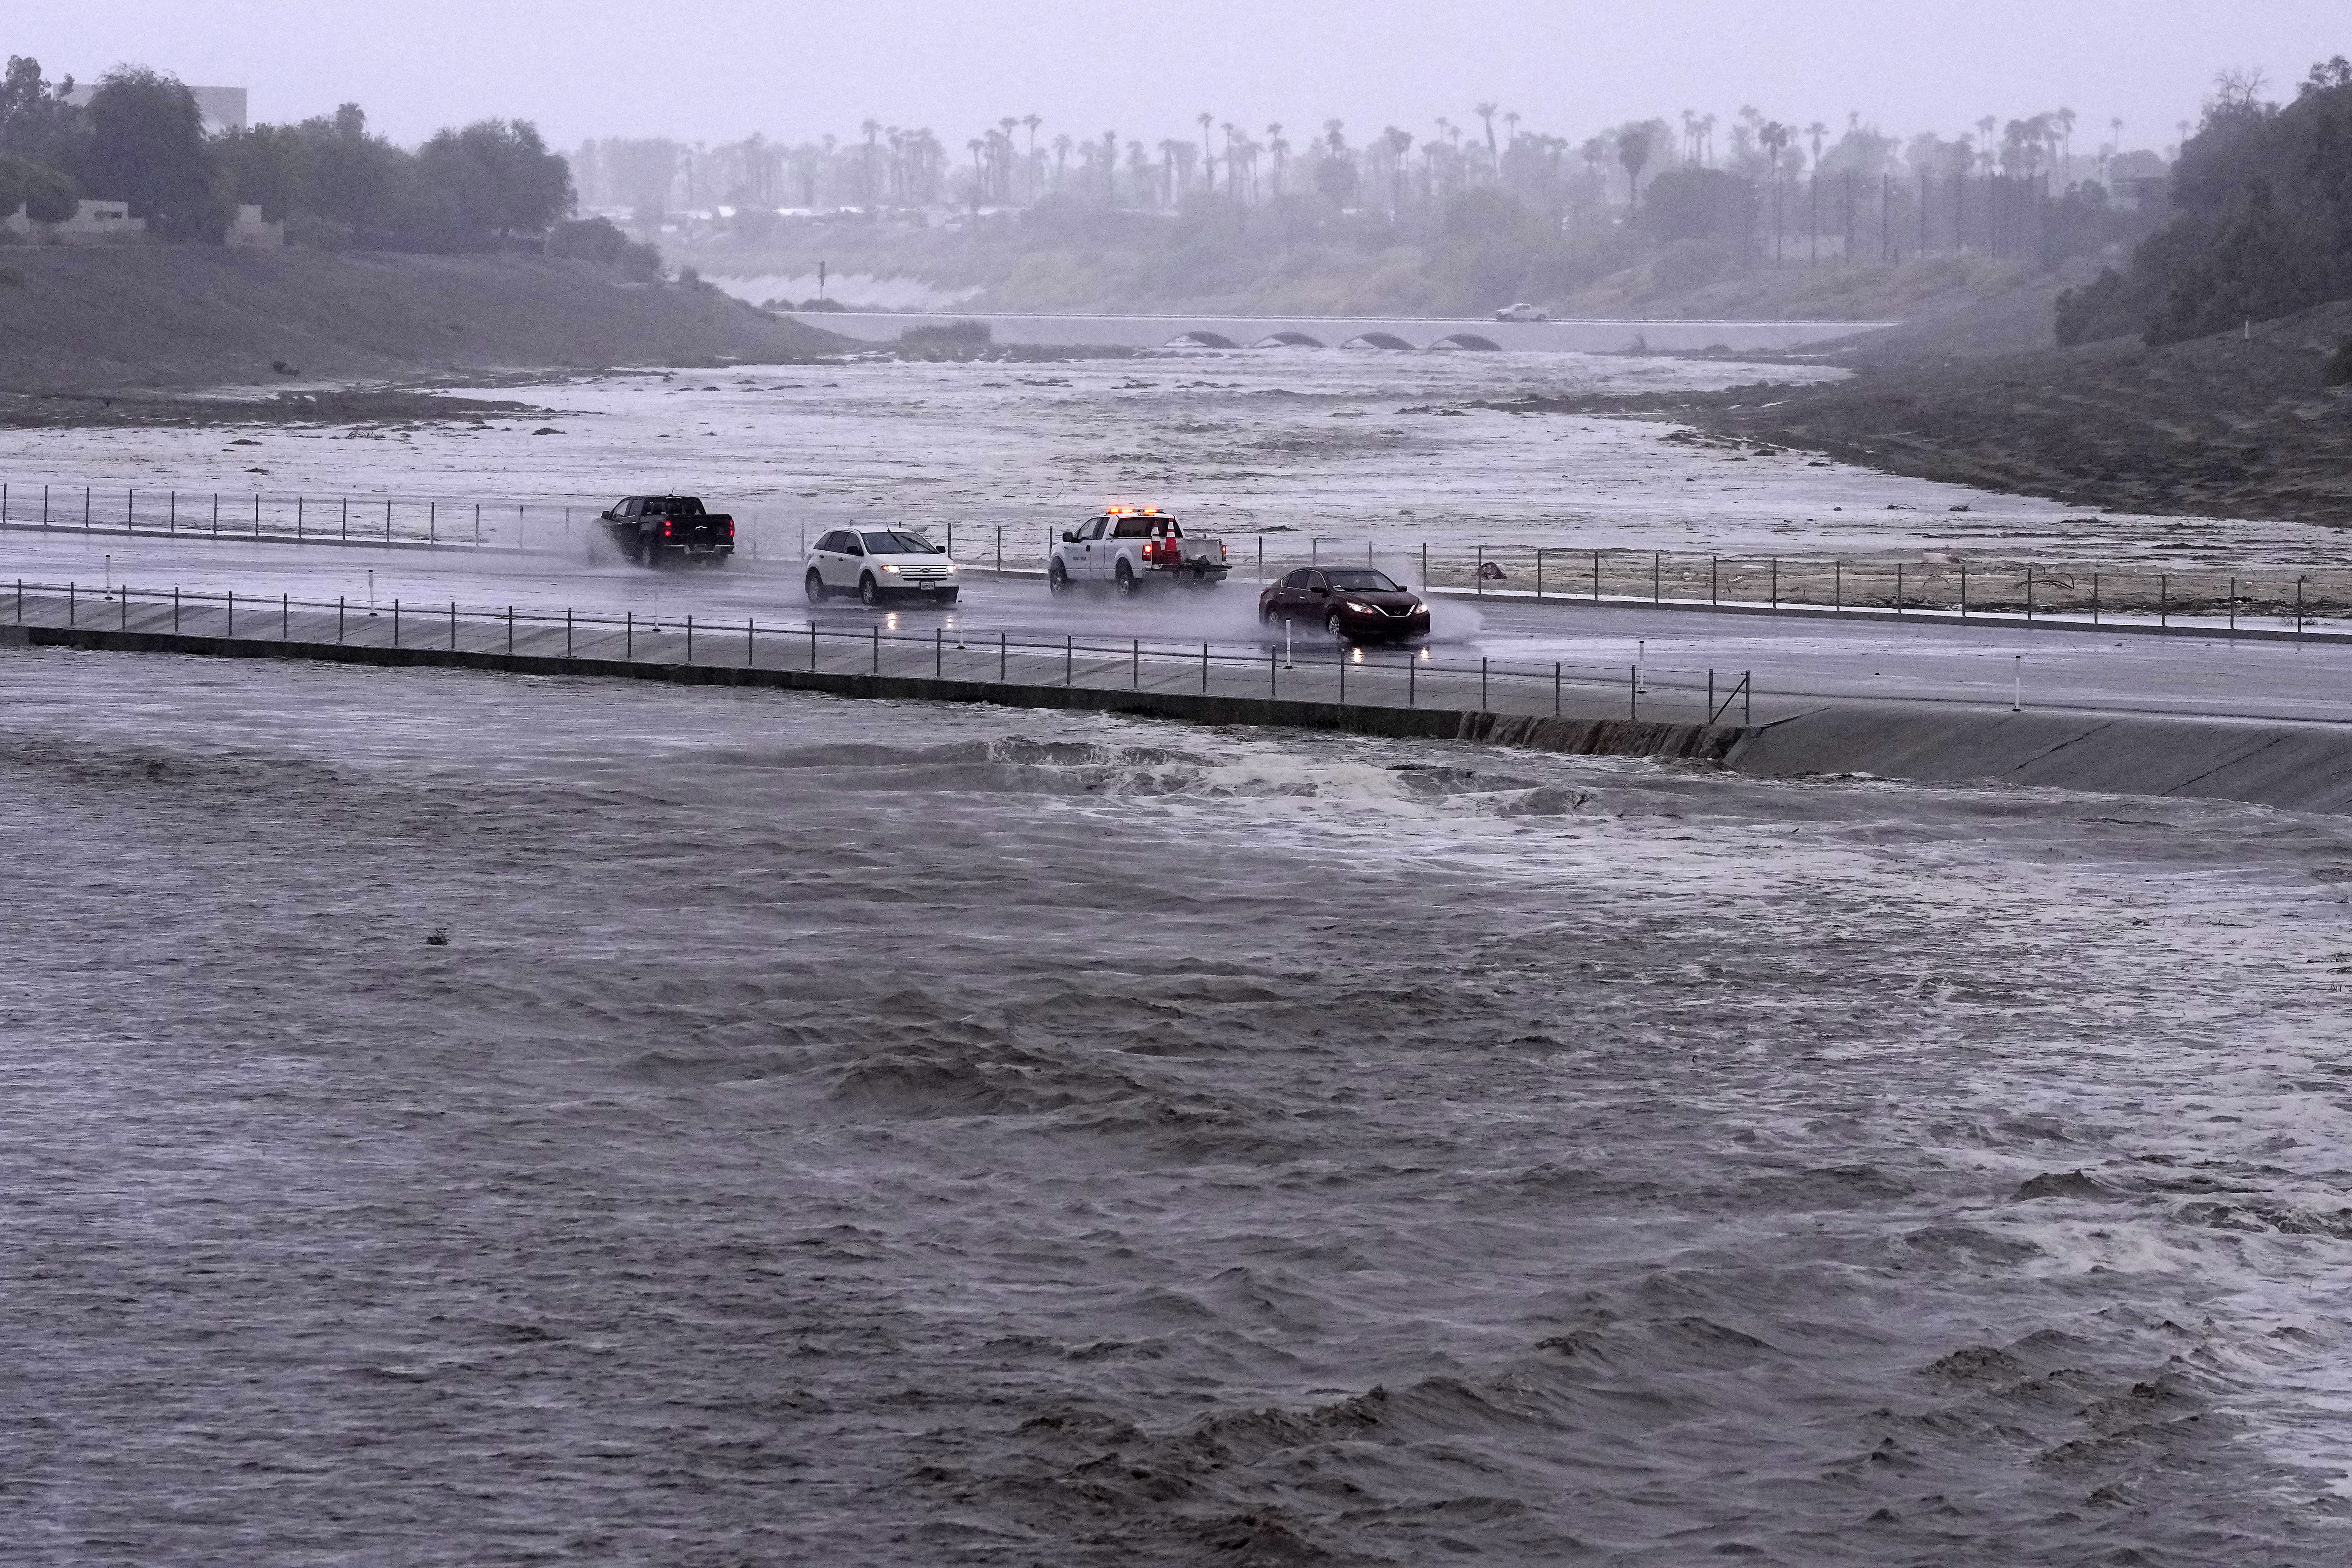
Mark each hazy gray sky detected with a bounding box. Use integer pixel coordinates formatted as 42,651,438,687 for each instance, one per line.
18,1,2348,151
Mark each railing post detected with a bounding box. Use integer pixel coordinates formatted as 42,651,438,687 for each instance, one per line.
2159,574,2168,631
448,600,456,651
1554,662,1560,716
1535,548,1543,599
508,606,515,654
1131,636,1139,689
626,611,633,659
1591,550,1599,602
1711,556,1718,606
1481,657,1488,710
872,623,879,674
686,613,694,663
281,592,288,639
1476,544,1484,593
1652,552,1660,604
1959,562,1968,622
1065,634,1072,686
999,630,1007,682
1770,557,1779,609
1834,559,1842,612
1629,664,1637,720
747,616,754,667
338,596,344,643
391,599,398,646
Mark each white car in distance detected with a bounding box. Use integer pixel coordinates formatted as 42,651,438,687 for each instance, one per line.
1493,302,1550,322
804,527,960,607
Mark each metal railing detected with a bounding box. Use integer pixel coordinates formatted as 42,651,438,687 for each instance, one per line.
6,577,1758,728
16,477,2335,636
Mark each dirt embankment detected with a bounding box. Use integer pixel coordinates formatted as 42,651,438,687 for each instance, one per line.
1511,295,2352,525
0,248,846,394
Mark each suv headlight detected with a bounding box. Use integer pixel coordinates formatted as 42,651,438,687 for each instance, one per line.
944,561,957,571
881,563,899,572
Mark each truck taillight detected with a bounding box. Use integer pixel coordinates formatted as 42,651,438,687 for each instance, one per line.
663,521,673,537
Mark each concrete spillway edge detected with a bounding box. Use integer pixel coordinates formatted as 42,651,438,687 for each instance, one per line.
12,623,2352,815
0,623,1746,766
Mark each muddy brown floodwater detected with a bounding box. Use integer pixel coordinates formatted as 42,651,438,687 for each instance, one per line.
6,646,2352,1565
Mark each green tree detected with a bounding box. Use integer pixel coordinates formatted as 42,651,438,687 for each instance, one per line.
82,66,226,240
0,55,84,169
0,149,76,221
414,118,573,243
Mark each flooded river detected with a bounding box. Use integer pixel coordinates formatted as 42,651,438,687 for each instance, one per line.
7,646,2350,1563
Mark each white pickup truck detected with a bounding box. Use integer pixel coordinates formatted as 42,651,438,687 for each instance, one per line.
1047,508,1230,595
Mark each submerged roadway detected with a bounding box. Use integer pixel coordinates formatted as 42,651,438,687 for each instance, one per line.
7,529,2352,729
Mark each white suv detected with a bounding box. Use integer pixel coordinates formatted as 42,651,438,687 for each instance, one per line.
805,527,960,606
1493,302,1549,322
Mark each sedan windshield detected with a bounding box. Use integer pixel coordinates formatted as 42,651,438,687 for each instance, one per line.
861,530,938,555
1323,569,1402,592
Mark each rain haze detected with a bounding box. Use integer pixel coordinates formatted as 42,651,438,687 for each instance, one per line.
8,4,2352,1565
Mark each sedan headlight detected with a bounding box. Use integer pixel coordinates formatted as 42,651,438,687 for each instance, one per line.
1343,601,1374,614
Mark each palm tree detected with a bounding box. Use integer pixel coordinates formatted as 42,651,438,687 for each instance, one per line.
1474,100,1499,165
965,137,984,211
1757,122,1790,254
860,117,881,204
2053,106,2076,184
1022,114,1041,200
1382,125,1413,214
1053,132,1072,192
1198,112,1215,194
1617,125,1653,211
1806,121,1827,165
1699,112,1717,167
1267,123,1287,196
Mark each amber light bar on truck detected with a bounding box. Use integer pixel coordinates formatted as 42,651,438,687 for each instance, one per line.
1104,506,1164,515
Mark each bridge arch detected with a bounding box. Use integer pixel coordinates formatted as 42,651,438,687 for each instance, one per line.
1252,330,1326,348
1430,332,1502,351
1164,330,1239,348
1340,331,1415,350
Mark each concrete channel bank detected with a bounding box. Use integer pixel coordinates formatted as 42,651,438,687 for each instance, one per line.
11,622,2352,816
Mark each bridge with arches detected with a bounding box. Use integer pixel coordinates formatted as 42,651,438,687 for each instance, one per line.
782,309,1889,355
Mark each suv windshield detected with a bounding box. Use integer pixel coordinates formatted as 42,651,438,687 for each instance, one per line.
1324,569,1401,592
861,530,937,554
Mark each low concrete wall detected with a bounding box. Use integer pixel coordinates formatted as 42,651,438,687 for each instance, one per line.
1726,702,2352,814
3,622,1745,765
18,621,2352,815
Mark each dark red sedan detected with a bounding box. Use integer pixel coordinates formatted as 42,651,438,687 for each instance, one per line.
1258,567,1432,642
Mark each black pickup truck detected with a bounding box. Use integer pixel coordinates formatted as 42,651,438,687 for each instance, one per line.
599,495,735,566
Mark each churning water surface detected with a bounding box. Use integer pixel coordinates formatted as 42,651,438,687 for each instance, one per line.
5,646,2351,1565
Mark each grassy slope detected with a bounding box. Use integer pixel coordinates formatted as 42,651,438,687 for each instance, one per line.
0,248,844,392
1537,298,2352,525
